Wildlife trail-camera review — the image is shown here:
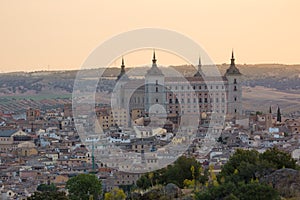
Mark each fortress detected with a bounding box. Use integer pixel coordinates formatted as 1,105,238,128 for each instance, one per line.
111,51,242,129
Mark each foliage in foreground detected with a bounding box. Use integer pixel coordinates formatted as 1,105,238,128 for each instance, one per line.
136,156,207,189
66,174,102,200
195,147,296,199
104,187,126,200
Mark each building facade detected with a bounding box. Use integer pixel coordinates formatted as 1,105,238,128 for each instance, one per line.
114,51,242,128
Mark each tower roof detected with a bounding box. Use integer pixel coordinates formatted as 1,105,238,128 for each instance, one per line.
117,56,128,81
194,55,203,77
146,50,163,76
225,50,242,75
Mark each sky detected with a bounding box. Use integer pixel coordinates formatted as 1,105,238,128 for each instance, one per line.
0,0,299,72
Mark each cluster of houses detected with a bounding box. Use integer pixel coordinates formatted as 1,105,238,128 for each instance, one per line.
0,102,299,199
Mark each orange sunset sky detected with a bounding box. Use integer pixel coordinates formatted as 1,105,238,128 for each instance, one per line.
0,0,299,72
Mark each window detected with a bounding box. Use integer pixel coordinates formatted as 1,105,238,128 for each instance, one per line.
156,99,159,103
234,79,237,84
234,97,237,101
156,87,158,92
234,86,237,91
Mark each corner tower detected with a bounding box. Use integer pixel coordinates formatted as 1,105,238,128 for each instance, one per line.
144,51,166,116
225,51,242,117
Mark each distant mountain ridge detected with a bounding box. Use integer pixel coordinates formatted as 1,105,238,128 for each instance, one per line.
0,64,299,96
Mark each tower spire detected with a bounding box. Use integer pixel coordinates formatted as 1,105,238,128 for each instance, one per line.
121,56,124,67
198,55,202,71
152,50,157,64
194,55,203,77
117,56,128,81
231,49,235,66
120,56,125,73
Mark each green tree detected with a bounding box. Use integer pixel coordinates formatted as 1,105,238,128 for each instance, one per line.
37,183,57,192
224,193,239,200
235,182,280,200
66,174,102,200
277,106,282,122
27,191,69,200
104,188,126,200
136,156,202,189
259,147,296,169
219,149,260,184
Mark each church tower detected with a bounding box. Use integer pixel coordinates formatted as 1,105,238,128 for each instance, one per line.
144,51,166,116
225,51,242,117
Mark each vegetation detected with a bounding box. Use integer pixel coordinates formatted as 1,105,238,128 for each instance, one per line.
28,184,68,200
66,174,102,200
134,148,297,199
27,148,298,200
136,156,206,189
104,188,126,200
195,148,296,199
37,183,57,192
27,191,69,200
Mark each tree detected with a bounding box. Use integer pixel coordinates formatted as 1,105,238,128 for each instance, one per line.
27,191,69,200
259,147,296,169
136,156,202,189
66,174,102,200
104,188,126,200
277,106,282,122
235,182,280,200
224,193,239,200
219,149,260,184
37,183,57,192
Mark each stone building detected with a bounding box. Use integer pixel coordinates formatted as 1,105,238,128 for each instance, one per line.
114,51,243,128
